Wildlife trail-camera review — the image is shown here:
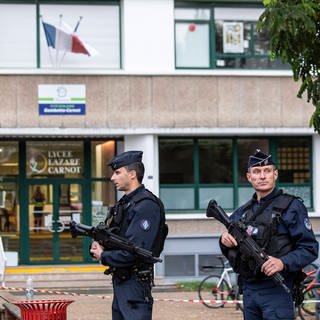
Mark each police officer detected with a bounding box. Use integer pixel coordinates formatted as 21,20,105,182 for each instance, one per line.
90,150,163,320
219,149,318,320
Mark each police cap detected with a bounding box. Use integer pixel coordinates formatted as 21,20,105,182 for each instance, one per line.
248,149,275,169
108,150,143,170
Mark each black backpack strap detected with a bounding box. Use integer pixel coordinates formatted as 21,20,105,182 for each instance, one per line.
272,192,296,219
268,192,296,242
130,189,168,258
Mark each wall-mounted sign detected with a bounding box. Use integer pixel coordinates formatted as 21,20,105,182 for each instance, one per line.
26,141,83,178
38,84,86,115
29,150,82,176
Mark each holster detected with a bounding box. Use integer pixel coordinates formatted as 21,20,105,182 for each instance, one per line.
108,264,154,284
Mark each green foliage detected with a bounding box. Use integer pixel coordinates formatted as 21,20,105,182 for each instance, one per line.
257,0,320,134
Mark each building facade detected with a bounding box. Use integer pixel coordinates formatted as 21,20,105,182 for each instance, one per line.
0,0,319,280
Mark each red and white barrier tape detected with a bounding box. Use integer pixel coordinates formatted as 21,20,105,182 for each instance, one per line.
154,298,242,304
0,286,318,304
0,286,112,300
0,286,242,303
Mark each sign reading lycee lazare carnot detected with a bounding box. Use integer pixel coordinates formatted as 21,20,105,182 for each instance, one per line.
29,150,82,175
38,84,86,115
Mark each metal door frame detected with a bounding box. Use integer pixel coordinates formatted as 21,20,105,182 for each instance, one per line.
21,179,84,264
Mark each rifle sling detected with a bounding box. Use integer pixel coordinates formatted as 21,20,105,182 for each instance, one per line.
243,189,283,222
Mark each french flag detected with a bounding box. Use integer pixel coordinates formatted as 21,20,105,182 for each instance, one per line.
42,21,97,56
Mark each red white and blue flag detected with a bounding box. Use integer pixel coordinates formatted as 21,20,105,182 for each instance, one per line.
42,21,97,57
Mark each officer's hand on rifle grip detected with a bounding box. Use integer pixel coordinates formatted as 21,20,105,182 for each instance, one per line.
221,231,238,248
90,241,104,260
261,256,284,276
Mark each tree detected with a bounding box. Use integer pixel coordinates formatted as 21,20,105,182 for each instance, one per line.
257,0,320,134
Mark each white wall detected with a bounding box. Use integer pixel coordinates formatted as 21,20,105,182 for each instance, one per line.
124,134,159,195
122,0,174,72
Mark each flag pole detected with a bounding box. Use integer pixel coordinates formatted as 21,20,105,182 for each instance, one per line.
59,16,83,67
40,16,54,67
55,14,63,68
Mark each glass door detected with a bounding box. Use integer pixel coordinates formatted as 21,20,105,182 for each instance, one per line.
28,182,84,263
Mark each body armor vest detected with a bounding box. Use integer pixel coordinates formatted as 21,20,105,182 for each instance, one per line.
107,188,168,258
222,190,297,279
242,192,295,258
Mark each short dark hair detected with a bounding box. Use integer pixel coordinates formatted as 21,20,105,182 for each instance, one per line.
126,162,145,183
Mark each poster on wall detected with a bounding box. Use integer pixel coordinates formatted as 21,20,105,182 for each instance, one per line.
92,200,108,226
38,84,86,115
223,22,244,53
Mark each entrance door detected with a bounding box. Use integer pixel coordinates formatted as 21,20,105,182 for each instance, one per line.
28,182,84,263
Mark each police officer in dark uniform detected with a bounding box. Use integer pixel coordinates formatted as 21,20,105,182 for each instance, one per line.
220,149,318,320
90,150,163,320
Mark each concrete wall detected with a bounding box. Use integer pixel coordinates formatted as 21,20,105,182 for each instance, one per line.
0,75,313,130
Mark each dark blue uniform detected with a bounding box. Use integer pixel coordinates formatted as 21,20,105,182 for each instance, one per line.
230,188,318,320
100,185,161,320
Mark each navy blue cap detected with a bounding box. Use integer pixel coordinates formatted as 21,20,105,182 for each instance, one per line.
248,149,275,169
108,150,143,170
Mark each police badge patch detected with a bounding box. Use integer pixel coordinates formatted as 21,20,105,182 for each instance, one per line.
140,219,151,231
304,218,312,231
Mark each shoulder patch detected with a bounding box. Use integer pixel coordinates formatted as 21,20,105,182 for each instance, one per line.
140,219,151,231
304,218,312,231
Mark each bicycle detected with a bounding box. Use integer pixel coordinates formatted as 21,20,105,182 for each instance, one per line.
297,262,320,320
198,257,243,311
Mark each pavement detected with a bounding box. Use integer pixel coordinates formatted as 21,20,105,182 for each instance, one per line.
2,264,243,320
0,291,245,320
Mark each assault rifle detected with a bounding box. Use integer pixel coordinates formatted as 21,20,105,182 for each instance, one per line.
206,200,290,294
70,221,162,264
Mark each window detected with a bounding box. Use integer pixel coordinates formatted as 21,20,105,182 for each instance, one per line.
0,142,19,176
91,181,115,225
0,142,20,246
165,255,195,276
0,4,37,68
0,1,120,69
277,138,312,207
159,137,312,211
159,139,194,210
91,140,116,178
175,8,210,68
40,3,120,69
175,3,288,70
91,139,116,225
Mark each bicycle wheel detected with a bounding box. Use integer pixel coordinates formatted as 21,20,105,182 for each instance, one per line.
198,275,230,308
298,284,320,319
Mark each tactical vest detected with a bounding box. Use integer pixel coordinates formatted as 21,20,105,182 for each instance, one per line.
241,191,296,258
107,188,168,258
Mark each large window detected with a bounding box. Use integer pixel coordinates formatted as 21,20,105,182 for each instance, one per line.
0,4,36,68
175,8,210,68
175,3,288,70
0,1,120,69
0,141,19,249
159,137,312,211
91,140,117,225
0,141,19,176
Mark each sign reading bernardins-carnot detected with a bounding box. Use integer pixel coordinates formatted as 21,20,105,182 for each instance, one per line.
38,84,86,115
